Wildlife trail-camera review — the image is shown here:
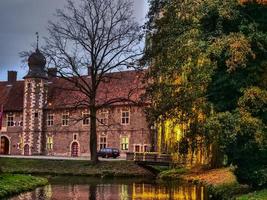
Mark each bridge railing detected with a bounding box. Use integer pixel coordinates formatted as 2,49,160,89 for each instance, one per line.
126,152,172,163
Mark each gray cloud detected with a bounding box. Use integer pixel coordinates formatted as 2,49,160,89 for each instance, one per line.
0,0,148,80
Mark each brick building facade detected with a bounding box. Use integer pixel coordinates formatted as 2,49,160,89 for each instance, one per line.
0,48,151,157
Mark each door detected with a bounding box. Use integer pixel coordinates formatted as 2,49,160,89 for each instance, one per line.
0,136,9,154
71,142,79,157
24,144,30,156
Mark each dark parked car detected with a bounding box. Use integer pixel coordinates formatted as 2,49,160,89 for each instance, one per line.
97,148,120,158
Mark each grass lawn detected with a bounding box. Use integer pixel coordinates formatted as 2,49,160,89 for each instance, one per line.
158,167,188,180
0,174,48,198
0,157,153,177
237,189,267,200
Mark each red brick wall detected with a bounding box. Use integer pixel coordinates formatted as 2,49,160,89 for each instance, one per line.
44,105,151,156
0,105,151,156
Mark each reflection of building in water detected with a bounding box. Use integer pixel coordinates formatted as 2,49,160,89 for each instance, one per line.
119,184,130,200
9,182,207,200
97,184,124,199
43,185,52,199
132,183,206,200
35,187,49,200
52,185,90,199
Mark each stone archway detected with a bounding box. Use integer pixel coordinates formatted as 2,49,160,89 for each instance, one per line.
0,136,10,155
24,144,30,156
71,142,79,157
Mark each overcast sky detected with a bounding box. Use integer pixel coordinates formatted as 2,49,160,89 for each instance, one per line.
0,0,149,81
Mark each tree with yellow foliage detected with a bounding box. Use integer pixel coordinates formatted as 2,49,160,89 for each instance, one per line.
145,0,267,186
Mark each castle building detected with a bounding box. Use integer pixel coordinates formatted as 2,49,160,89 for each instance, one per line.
0,48,151,157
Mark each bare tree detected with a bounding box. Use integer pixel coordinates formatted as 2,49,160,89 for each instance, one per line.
43,0,143,163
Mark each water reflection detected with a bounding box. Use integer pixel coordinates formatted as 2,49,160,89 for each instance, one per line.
9,178,207,200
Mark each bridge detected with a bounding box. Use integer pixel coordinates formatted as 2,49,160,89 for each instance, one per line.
126,152,172,166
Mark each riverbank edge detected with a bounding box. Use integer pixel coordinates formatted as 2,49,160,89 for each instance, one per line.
0,174,48,199
157,167,250,200
0,157,154,178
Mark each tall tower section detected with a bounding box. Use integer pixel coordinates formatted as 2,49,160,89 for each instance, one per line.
22,48,47,155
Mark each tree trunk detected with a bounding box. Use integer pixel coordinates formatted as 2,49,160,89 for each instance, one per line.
90,106,98,164
210,142,223,168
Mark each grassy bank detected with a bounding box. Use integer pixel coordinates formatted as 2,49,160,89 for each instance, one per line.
0,157,153,177
158,167,188,180
237,189,267,200
0,174,48,198
158,167,249,200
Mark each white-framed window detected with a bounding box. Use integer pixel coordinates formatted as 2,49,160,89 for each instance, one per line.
46,136,53,150
7,113,15,127
121,110,130,125
99,110,108,126
99,113,108,125
62,112,69,126
47,113,54,126
121,137,129,150
99,136,107,150
82,112,90,126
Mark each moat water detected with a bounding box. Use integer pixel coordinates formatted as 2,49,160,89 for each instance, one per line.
8,176,209,200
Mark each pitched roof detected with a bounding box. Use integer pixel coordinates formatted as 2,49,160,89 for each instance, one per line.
0,70,146,111
0,81,24,111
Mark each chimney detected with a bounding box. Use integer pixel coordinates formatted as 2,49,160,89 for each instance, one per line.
47,68,57,78
8,71,17,83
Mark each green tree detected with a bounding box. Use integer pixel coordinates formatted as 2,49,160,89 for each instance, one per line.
145,0,267,184
205,109,267,186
